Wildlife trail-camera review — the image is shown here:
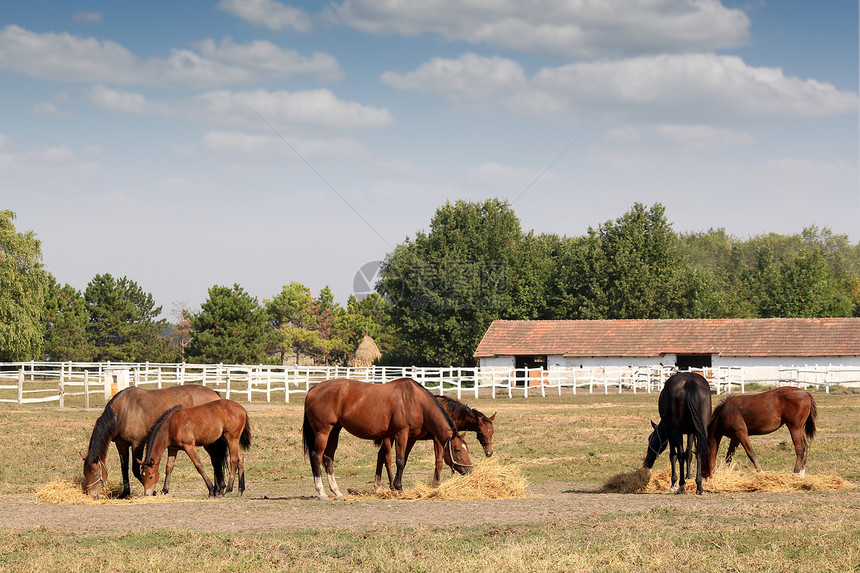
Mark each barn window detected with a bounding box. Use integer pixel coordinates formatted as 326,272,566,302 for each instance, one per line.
675,354,712,369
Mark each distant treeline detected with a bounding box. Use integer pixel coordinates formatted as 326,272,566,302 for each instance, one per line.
2,203,857,366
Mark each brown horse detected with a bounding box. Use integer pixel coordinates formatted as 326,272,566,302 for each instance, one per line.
82,384,221,499
374,394,495,490
302,378,473,500
138,399,252,498
708,386,817,475
643,372,713,494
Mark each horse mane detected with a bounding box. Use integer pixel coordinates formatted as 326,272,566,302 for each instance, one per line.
85,401,118,463
435,395,472,420
143,405,183,464
407,379,457,431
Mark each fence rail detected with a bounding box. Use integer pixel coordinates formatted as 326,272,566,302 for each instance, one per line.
0,361,856,408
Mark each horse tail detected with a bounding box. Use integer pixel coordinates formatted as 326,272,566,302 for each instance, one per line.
685,381,713,479
209,439,229,479
240,411,252,451
302,410,315,459
805,394,818,440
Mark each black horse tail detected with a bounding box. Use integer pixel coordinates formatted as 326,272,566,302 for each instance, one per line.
805,394,818,440
685,381,713,479
302,410,315,459
208,439,229,479
240,412,252,451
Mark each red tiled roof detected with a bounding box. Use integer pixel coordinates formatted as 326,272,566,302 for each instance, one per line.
473,318,860,358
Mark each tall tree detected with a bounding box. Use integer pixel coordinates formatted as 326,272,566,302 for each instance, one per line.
42,275,93,361
377,198,527,365
84,273,170,362
187,284,269,364
0,210,47,361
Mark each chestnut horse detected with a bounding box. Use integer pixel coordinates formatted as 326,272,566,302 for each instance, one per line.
643,372,713,494
708,386,817,475
302,378,474,500
374,394,495,490
138,399,252,498
82,385,221,499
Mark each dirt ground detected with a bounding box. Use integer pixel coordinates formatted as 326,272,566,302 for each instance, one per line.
3,482,857,536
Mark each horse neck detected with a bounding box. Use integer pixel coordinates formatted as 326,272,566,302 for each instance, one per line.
420,395,456,442
144,423,170,466
86,406,118,463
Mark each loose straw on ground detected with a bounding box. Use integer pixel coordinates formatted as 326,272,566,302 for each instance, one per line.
349,458,529,501
599,464,855,494
35,478,202,505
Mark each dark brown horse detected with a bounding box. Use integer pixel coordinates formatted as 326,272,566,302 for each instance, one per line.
138,399,252,498
643,372,713,494
302,378,474,500
708,386,817,475
82,385,221,499
374,395,495,490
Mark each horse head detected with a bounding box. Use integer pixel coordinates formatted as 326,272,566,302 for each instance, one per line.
136,457,159,496
475,411,496,457
81,451,108,500
442,432,474,475
643,420,668,469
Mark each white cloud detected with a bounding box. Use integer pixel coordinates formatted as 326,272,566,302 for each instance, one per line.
0,25,339,88
333,0,750,58
606,124,754,148
201,130,363,160
89,85,172,116
192,89,394,130
0,144,103,177
74,11,103,24
384,52,858,124
218,0,312,32
29,101,75,119
467,162,557,186
196,37,342,81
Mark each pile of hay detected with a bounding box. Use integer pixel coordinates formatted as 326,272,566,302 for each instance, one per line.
350,458,529,501
35,478,201,505
599,464,855,494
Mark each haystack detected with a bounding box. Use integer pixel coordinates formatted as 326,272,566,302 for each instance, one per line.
349,458,529,501
350,335,382,367
599,463,855,494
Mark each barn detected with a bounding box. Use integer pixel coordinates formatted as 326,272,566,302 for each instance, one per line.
474,318,860,384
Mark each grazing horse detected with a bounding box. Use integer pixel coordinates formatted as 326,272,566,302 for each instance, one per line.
708,386,817,475
302,378,474,500
82,385,221,499
643,372,713,494
138,399,252,498
374,395,496,490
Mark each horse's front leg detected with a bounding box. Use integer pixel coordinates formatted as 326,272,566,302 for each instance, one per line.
672,435,687,494
131,444,145,485
668,442,679,492
431,439,444,487
737,432,763,473
162,448,179,495
684,434,694,479
725,438,739,465
392,434,415,492
322,425,344,500
116,443,132,498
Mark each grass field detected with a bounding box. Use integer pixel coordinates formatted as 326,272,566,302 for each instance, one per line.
0,388,857,572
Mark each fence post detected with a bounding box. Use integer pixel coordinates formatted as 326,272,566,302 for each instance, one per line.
17,365,24,404
58,362,65,408
84,370,90,408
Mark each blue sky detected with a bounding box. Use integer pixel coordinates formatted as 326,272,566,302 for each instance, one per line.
2,0,858,318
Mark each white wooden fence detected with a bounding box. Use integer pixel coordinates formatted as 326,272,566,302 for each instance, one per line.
0,361,855,408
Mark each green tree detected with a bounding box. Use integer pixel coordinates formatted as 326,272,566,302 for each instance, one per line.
266,282,319,364
85,274,170,361
551,202,703,319
0,210,47,361
377,198,528,365
187,284,269,364
42,275,93,361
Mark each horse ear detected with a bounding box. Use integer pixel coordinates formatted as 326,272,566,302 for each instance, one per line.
135,458,145,466
79,451,87,461
650,420,657,430
489,413,496,421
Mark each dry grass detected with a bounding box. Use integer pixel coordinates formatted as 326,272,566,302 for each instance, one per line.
599,463,856,494
348,457,529,501
35,477,202,505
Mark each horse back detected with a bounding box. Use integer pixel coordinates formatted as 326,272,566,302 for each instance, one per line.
113,385,221,446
